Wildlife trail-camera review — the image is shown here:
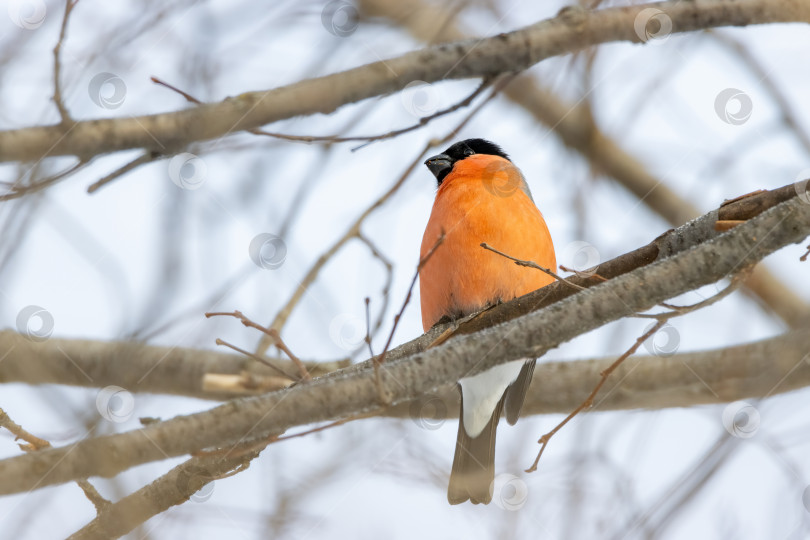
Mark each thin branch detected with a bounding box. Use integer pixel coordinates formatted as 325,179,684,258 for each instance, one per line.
212,338,297,381
364,297,375,358
0,407,110,512
525,273,741,471
357,233,394,354
0,407,51,451
53,0,79,124
527,320,666,472
372,232,445,402
480,242,585,292
0,159,89,202
86,151,162,194
151,75,491,148
526,269,750,472
206,310,311,381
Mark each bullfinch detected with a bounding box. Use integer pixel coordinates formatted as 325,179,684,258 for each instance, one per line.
419,138,556,504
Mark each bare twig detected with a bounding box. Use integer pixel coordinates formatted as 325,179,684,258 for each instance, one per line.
86,151,162,193
151,75,491,148
357,233,394,353
213,338,297,381
53,0,79,124
0,407,110,512
480,242,586,292
0,408,51,451
372,232,445,402
273,412,376,442
526,274,743,472
207,310,311,381
364,297,375,358
0,159,89,202
526,320,666,472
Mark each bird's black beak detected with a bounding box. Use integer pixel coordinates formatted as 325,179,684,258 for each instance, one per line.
425,153,453,184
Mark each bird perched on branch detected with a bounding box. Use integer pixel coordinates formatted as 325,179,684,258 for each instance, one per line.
419,138,556,505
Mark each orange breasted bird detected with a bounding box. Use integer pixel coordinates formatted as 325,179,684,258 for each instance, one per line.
419,139,556,505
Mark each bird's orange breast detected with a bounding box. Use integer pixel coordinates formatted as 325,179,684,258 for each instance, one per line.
419,154,556,331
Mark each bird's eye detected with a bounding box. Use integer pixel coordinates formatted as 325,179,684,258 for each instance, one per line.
463,146,474,156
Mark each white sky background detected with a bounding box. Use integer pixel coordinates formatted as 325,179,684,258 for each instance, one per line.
1,0,810,538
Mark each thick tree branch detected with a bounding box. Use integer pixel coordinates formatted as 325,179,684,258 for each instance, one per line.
2,328,808,414
0,0,807,163
0,184,808,495
68,451,259,540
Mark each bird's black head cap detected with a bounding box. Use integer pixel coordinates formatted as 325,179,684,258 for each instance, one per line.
443,139,510,162
425,138,510,184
